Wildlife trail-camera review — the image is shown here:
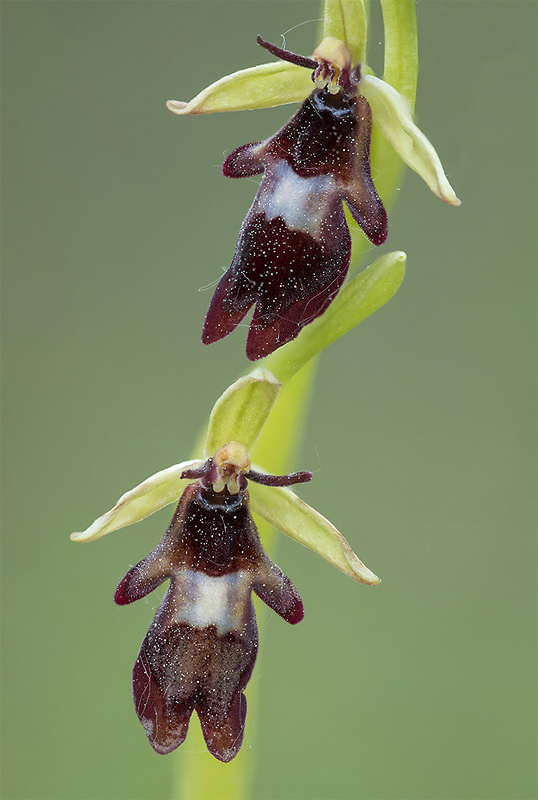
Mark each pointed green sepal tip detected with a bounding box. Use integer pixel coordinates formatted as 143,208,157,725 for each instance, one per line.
204,368,281,458
167,62,313,116
70,459,204,543
250,480,380,585
361,74,461,206
323,0,367,65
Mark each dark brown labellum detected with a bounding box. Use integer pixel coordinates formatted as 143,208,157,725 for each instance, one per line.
115,462,309,761
202,40,387,360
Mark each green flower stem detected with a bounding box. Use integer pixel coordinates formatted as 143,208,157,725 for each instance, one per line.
251,359,318,476
176,3,417,797
380,0,418,106
370,0,417,202
174,719,250,800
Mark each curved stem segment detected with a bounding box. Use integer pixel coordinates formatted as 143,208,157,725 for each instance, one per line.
176,2,418,797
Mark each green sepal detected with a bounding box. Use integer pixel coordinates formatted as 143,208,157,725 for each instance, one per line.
204,368,281,457
250,479,380,585
167,62,312,116
70,459,203,543
361,74,461,206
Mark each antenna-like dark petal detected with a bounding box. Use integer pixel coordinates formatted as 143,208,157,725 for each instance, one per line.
256,35,317,70
247,469,313,487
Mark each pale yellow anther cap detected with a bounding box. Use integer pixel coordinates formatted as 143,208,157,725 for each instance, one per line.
313,37,351,71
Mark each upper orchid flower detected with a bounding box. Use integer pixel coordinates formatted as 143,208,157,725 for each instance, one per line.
71,370,380,760
168,2,460,360
201,36,387,361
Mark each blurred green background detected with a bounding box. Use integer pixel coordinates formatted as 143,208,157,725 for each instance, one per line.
2,2,536,799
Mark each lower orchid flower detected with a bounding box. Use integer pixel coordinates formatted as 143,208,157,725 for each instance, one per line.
71,369,380,760
114,442,309,761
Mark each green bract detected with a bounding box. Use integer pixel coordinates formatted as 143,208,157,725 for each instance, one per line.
204,368,280,456
262,251,407,382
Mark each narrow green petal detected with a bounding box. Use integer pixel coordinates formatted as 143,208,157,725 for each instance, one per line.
361,74,461,206
323,0,368,64
70,459,203,543
262,251,406,383
250,481,380,585
204,369,281,458
167,62,312,116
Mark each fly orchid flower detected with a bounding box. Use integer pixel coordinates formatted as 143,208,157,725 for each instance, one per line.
71,370,380,760
168,3,460,361
201,36,387,361
114,442,309,761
